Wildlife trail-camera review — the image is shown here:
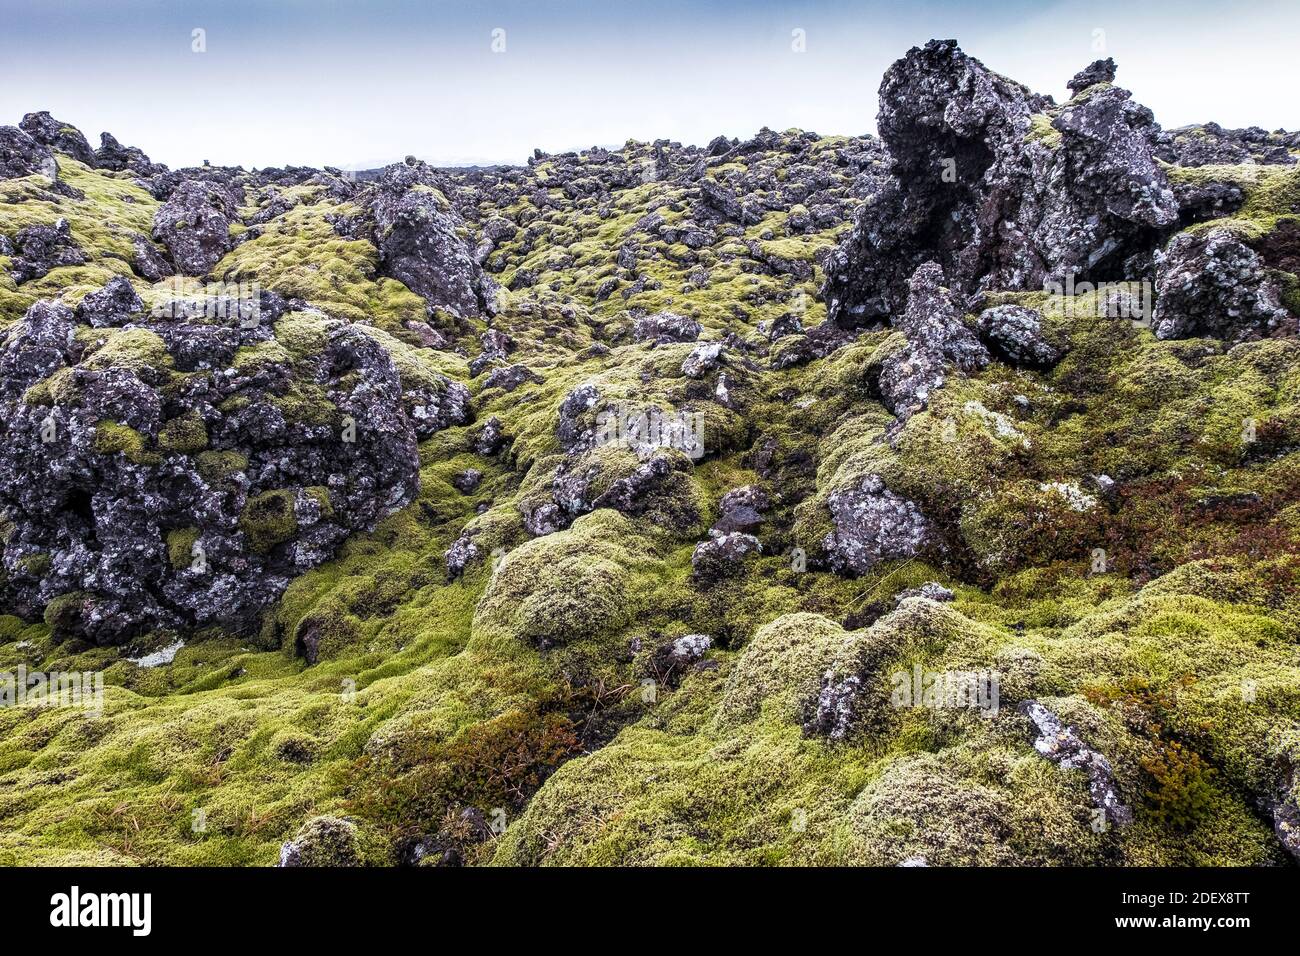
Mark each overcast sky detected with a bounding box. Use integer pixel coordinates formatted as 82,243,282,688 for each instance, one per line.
1,0,1296,169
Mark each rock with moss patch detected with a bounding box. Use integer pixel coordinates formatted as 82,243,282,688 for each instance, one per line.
19,111,95,166
370,160,495,319
6,219,86,284
277,816,362,867
1153,229,1295,342
151,179,236,276
76,276,144,328
0,304,440,645
824,474,931,576
976,304,1063,366
1020,699,1133,828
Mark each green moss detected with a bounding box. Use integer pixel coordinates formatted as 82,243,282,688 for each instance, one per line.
93,420,158,464
240,490,299,553
166,528,200,571
158,413,208,454
1024,113,1062,148
195,450,248,485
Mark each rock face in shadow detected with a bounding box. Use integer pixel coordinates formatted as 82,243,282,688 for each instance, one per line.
823,39,1179,327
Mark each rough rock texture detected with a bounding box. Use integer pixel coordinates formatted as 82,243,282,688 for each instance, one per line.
1020,700,1133,827
823,474,931,575
5,218,86,284
976,304,1063,366
823,39,1179,327
76,275,144,328
152,179,237,276
0,297,460,645
691,530,761,581
370,160,494,319
19,111,95,166
93,132,162,175
0,125,59,180
878,262,988,417
633,310,702,344
1153,229,1295,342
1,38,1299,869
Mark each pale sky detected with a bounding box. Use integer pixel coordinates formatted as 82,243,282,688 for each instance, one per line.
1,0,1296,170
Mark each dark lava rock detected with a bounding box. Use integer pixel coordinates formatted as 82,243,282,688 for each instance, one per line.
7,218,86,284
277,816,362,867
451,468,483,494
633,311,702,344
1066,58,1116,94
94,132,162,176
691,530,761,582
713,484,768,533
371,161,494,319
19,111,95,166
823,40,1177,327
152,179,237,276
976,304,1063,366
0,301,447,647
474,416,506,456
823,474,931,576
1153,229,1295,342
131,232,174,282
878,262,988,417
1020,700,1133,827
0,125,59,180
76,275,144,328
481,363,542,393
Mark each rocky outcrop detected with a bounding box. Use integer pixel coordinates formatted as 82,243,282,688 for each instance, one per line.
633,311,702,344
76,275,144,328
5,218,86,284
823,474,931,576
1020,700,1133,828
0,297,457,646
878,262,988,417
976,304,1063,366
93,132,162,175
370,160,494,319
0,125,59,180
691,530,761,581
1153,228,1295,341
19,111,95,166
152,179,237,276
823,40,1179,327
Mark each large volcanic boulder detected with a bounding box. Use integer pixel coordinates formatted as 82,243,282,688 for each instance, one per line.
823,474,932,576
1153,228,1295,342
0,125,59,181
0,294,463,646
6,218,86,284
370,160,495,318
152,179,238,276
823,39,1178,327
19,111,95,166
